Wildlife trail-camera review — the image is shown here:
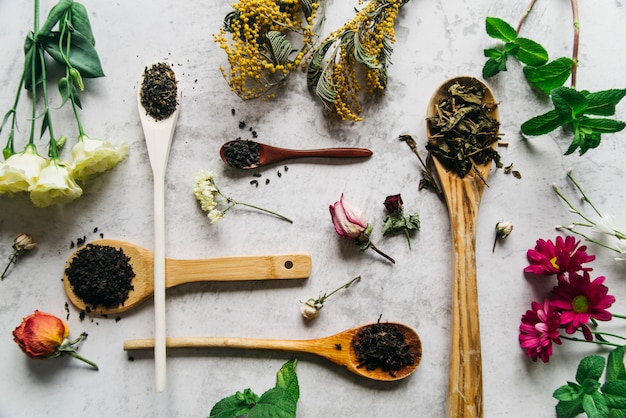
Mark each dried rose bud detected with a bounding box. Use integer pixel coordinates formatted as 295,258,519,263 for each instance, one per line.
12,310,98,369
14,233,37,252
329,193,368,239
493,221,514,252
300,299,321,320
13,310,69,359
383,194,403,215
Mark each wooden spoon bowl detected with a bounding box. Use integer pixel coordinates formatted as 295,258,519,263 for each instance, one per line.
124,322,422,382
426,76,499,417
63,239,311,315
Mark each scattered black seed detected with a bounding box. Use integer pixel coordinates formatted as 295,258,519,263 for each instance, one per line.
115,316,122,322
277,171,282,178
140,62,178,121
100,233,104,239
252,173,262,177
250,180,258,186
284,165,288,171
79,311,86,320
231,108,236,116
93,227,98,233
353,321,416,377
70,240,75,249
128,356,135,362
252,130,258,138
239,120,246,129
65,244,135,309
222,139,261,168
64,302,70,320
265,178,270,185
76,236,86,246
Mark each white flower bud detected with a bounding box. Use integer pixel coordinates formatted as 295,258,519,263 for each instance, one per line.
300,298,321,320
495,221,514,238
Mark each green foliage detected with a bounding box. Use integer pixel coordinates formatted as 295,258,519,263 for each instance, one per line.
209,359,300,418
553,346,626,418
521,87,626,155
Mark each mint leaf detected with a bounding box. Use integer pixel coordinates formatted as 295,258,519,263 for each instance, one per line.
554,382,583,401
581,392,609,418
601,380,626,409
552,87,588,118
523,57,574,94
578,117,626,134
485,17,518,42
556,399,585,418
482,57,504,78
566,129,600,155
606,346,626,382
577,356,607,384
521,110,569,136
248,387,297,418
209,390,258,418
585,89,626,116
514,37,549,67
275,358,299,403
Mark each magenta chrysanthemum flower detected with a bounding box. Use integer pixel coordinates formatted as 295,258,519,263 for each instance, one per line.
519,299,562,363
524,236,595,279
549,272,615,340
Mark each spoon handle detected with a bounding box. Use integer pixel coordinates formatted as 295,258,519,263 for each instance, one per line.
278,147,372,160
436,162,485,418
165,253,311,286
124,336,320,352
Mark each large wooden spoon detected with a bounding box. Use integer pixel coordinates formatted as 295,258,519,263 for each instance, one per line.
220,139,373,169
63,239,311,315
426,77,500,418
124,322,422,382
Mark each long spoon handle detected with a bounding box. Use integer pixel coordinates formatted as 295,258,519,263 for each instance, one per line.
436,162,485,418
265,147,372,164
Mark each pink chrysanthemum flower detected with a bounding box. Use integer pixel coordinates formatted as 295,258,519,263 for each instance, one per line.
524,236,595,279
519,299,562,363
549,272,615,341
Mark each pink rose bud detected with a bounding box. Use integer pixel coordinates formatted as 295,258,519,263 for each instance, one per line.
383,194,403,214
329,193,368,238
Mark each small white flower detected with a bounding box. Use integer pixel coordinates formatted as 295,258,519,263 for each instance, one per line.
615,240,626,261
300,298,322,320
208,209,224,224
71,134,129,181
0,145,48,194
29,159,83,207
592,214,618,236
495,221,514,238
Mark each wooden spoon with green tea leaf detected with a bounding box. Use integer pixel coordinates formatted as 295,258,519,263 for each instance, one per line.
63,239,311,315
426,76,500,418
124,322,422,382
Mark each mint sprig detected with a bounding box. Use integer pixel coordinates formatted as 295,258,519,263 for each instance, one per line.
209,359,300,418
553,346,626,418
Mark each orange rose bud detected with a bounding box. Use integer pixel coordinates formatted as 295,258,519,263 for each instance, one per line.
13,310,69,359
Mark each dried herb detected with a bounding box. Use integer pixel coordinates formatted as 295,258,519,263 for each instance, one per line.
222,139,261,169
65,244,135,309
426,80,500,179
140,62,178,121
398,134,442,199
353,321,416,377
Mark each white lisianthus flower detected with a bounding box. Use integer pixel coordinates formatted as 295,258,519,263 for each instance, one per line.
615,240,626,261
71,134,129,181
29,159,83,207
592,214,618,236
0,144,48,194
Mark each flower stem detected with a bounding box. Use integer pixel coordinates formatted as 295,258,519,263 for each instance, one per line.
368,242,396,264
1,252,18,279
67,351,99,370
233,201,293,224
569,0,580,89
593,331,626,342
566,171,602,217
516,0,538,34
612,313,626,320
561,335,622,348
557,225,622,254
319,275,361,303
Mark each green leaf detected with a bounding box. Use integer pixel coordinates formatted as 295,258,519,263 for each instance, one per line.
248,387,297,418
70,2,95,46
39,0,72,35
567,129,601,155
585,89,626,116
523,57,574,94
482,56,504,78
306,39,333,92
556,399,585,418
23,42,44,91
275,359,299,403
514,37,549,67
602,380,626,409
209,392,256,418
606,347,626,382
578,117,626,134
577,356,607,384
582,378,602,395
554,382,583,402
42,30,105,78
264,31,292,66
552,87,588,118
485,17,517,42
521,110,570,136
581,392,609,418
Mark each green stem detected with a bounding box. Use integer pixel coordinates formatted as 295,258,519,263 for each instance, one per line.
233,201,293,223
593,331,626,342
561,335,622,348
319,275,361,303
67,351,99,370
1,252,19,280
612,313,626,320
556,225,621,253
368,241,396,264
552,183,596,226
566,171,602,217
516,0,538,34
570,0,580,89
37,47,57,157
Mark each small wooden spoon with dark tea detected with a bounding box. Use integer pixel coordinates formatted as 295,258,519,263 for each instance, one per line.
124,322,422,382
220,139,373,169
426,76,500,418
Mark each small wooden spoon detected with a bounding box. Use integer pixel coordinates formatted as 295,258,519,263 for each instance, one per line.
124,322,422,382
220,139,373,169
426,77,499,418
63,239,311,315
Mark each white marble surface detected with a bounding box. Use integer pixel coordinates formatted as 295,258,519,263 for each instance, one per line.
1,0,626,417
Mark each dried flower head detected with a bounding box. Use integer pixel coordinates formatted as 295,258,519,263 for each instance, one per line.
300,276,361,320
492,220,513,252
381,194,420,249
2,232,37,280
